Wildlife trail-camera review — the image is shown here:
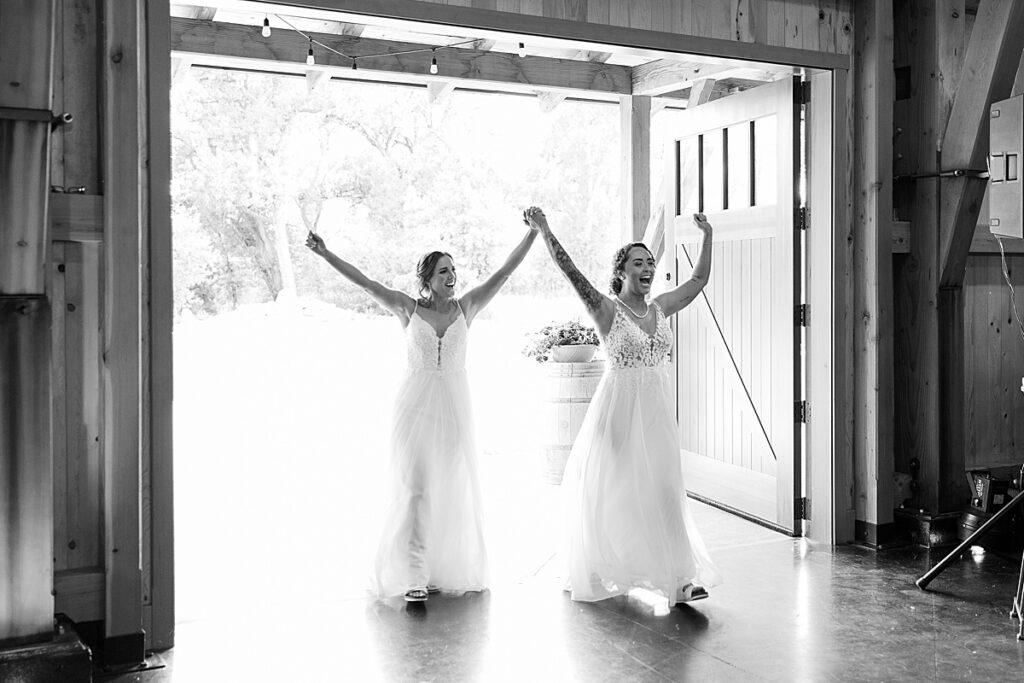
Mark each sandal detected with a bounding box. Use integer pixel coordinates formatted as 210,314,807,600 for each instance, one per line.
404,588,428,602
676,584,709,603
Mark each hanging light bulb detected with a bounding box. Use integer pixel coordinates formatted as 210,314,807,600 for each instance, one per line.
351,59,358,70
306,39,315,66
430,50,438,75
261,16,271,38
517,42,526,58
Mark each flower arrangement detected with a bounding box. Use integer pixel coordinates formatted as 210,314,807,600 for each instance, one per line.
523,319,600,363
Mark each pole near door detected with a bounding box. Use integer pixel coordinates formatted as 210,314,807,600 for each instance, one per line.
620,95,651,244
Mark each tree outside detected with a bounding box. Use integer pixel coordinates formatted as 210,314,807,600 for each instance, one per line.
171,69,622,320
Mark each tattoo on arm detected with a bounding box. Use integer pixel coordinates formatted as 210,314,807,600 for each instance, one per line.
543,230,604,314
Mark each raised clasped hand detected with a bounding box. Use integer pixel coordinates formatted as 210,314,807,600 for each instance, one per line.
523,206,546,231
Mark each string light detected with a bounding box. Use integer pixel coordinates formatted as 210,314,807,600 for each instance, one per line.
264,14,477,75
517,42,526,58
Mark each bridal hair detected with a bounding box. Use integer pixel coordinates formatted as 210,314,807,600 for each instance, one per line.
416,250,454,295
609,242,654,294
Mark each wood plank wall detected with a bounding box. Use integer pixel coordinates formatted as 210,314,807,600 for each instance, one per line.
964,253,1024,469
403,0,854,53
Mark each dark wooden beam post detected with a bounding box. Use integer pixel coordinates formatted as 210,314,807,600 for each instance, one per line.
853,0,896,545
0,0,55,647
101,0,145,665
894,0,949,516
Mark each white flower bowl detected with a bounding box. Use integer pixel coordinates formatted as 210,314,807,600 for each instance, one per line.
551,344,598,363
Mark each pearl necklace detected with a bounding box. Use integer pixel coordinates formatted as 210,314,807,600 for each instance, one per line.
616,296,650,319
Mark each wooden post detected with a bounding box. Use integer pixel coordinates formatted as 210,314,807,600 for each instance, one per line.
0,299,53,645
620,95,651,243
0,0,56,647
146,0,175,651
895,0,949,516
101,0,145,664
852,0,896,545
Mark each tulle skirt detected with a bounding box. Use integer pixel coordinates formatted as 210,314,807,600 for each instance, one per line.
372,368,489,598
561,365,721,605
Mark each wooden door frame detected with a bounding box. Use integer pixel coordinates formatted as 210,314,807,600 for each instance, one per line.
142,0,855,647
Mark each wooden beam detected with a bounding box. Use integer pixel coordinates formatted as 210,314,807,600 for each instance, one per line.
102,0,144,659
537,90,567,113
146,0,176,651
939,0,1024,289
426,81,455,106
305,68,331,92
687,78,716,107
891,220,1024,253
632,59,731,96
229,0,852,69
171,55,193,83
620,95,650,243
1013,47,1024,95
895,0,945,514
852,0,895,543
171,4,217,20
170,16,633,95
575,50,611,62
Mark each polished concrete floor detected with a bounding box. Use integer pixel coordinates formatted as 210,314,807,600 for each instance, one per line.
96,501,1024,682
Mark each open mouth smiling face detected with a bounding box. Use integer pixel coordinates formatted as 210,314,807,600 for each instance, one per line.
624,247,656,293
431,256,457,295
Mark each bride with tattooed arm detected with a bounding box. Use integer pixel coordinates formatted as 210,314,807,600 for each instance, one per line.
523,206,721,606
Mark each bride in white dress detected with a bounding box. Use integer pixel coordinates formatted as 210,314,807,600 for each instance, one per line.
306,221,538,602
525,206,721,606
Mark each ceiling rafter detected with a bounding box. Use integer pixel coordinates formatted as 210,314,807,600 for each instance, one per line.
170,16,634,95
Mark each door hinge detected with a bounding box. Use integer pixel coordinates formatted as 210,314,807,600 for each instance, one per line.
798,206,808,231
795,303,809,327
796,400,809,423
801,80,812,104
798,496,810,520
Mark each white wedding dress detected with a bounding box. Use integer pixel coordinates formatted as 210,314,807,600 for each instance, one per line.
371,301,489,598
561,302,721,605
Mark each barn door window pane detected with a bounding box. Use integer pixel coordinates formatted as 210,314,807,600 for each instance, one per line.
678,136,699,216
727,122,752,210
701,129,724,212
753,115,777,206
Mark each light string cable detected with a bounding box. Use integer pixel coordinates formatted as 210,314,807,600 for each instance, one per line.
272,14,482,70
995,234,1024,345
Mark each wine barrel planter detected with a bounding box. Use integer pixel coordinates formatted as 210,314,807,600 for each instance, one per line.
540,359,604,484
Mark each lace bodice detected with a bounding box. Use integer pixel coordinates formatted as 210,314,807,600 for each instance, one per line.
603,303,673,369
405,305,468,373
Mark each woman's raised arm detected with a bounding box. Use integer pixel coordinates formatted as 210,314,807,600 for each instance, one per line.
654,213,713,318
526,207,615,335
306,232,415,322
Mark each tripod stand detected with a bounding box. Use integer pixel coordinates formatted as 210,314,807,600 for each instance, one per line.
916,467,1024,639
